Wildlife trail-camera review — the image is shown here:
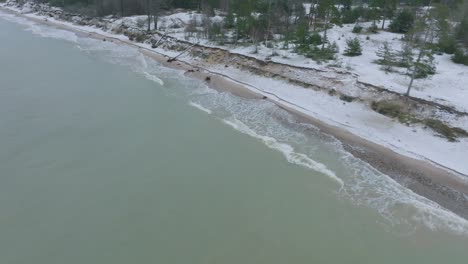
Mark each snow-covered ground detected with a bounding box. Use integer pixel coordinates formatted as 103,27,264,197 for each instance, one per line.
1,1,467,178
125,9,468,113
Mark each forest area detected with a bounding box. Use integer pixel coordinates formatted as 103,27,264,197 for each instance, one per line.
10,0,468,96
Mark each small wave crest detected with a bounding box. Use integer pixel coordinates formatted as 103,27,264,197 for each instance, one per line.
223,118,343,186
143,72,164,86
189,101,212,114
189,92,468,235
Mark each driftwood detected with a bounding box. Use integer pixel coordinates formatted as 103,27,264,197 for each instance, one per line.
152,31,168,48
167,43,197,62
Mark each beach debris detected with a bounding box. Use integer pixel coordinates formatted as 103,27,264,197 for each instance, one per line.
152,31,168,49
167,43,197,62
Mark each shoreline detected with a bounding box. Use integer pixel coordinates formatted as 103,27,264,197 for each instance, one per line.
1,6,468,219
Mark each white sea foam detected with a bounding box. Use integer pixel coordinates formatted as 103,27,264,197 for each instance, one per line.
0,9,31,25
0,10,78,42
143,71,164,86
223,118,343,186
26,23,78,42
189,101,212,114
336,142,468,235
191,92,468,235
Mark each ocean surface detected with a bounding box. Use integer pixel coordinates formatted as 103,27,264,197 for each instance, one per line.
1,11,468,263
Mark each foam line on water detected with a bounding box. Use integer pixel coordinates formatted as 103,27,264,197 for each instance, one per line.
336,143,468,235
0,11,78,42
139,52,148,69
71,36,468,234
194,92,468,235
0,10,32,25
27,24,78,42
223,118,343,186
143,72,164,86
189,101,212,114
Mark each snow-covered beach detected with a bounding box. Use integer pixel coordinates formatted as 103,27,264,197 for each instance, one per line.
1,1,467,219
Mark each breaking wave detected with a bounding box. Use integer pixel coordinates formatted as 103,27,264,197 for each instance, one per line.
189,101,212,114
223,118,343,186
186,90,468,236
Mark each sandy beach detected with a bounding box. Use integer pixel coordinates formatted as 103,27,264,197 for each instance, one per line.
1,5,467,220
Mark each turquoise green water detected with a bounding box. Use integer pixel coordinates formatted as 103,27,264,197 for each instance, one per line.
1,11,468,263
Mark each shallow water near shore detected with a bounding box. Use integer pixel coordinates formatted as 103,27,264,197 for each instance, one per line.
1,12,468,263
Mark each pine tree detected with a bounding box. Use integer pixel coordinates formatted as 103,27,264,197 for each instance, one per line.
405,7,438,96
344,37,362,56
397,43,414,68
376,41,396,72
389,9,415,33
318,0,337,49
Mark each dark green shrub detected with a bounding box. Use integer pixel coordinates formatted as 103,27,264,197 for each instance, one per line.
352,24,363,33
452,49,468,65
453,127,468,137
456,16,468,46
367,23,379,34
438,35,457,54
371,101,418,124
424,119,468,141
135,34,147,42
295,21,310,47
424,119,457,142
344,37,362,56
308,33,322,45
389,9,415,33
341,8,361,24
304,44,338,62
371,101,402,118
340,94,356,102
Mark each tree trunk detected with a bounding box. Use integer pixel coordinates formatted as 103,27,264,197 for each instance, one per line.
381,0,387,29
406,14,433,96
381,16,386,29
264,0,272,44
313,6,318,31
322,12,329,50
153,14,158,30
147,0,151,32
